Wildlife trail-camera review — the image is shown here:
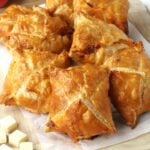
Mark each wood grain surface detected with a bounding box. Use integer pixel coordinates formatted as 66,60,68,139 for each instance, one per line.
0,0,150,150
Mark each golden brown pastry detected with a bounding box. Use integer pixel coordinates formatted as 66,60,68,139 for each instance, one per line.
0,5,71,53
69,13,129,64
46,0,74,26
105,43,150,127
104,41,144,68
45,64,116,141
0,50,70,113
74,0,129,33
0,0,149,141
46,0,128,33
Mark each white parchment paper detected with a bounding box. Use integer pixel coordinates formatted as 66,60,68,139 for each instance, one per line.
0,3,150,150
141,0,150,11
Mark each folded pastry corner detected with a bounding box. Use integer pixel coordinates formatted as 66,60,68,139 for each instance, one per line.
105,44,150,127
0,5,71,53
0,50,70,113
45,64,116,140
69,13,128,64
109,70,144,127
73,0,129,33
46,0,129,33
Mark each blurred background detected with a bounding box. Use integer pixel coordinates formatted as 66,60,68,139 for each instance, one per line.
0,0,45,12
6,0,44,6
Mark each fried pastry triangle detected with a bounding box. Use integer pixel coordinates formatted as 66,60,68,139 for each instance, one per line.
46,0,128,33
69,13,129,64
0,5,71,53
74,0,128,33
105,43,150,127
45,64,116,140
0,50,70,113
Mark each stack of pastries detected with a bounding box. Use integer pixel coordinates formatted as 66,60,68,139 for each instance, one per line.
0,0,149,141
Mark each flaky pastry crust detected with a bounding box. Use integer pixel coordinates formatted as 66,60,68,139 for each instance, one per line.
0,5,71,53
45,64,116,140
69,14,128,64
0,50,70,113
46,0,128,33
46,0,74,26
74,0,128,33
105,43,150,127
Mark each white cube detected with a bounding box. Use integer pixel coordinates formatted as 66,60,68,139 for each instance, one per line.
0,128,7,144
0,116,18,133
0,144,13,150
19,142,33,150
8,130,28,147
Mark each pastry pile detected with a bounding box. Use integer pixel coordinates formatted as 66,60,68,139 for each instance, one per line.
0,0,149,141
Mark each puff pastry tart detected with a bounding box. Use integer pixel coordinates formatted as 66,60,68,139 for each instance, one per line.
69,13,129,64
45,64,116,140
46,0,128,33
105,42,150,127
74,0,129,33
0,5,71,53
0,50,70,113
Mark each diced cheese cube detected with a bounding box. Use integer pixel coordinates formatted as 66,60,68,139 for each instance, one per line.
0,144,13,150
8,130,28,147
0,128,7,144
0,116,17,133
19,142,33,150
